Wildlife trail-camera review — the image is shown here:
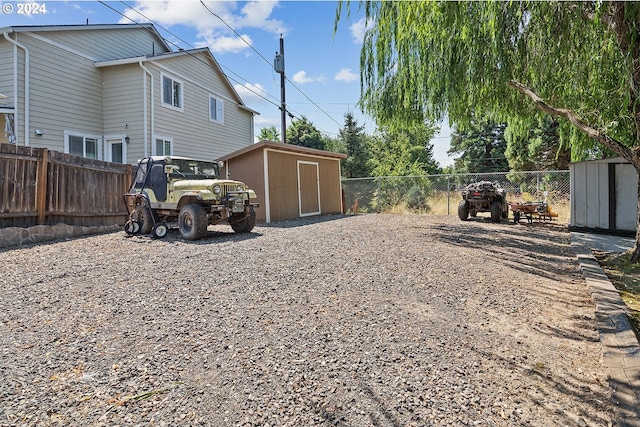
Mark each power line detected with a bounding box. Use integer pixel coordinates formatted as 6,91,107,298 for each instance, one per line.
199,0,274,68
99,1,282,109
198,0,344,131
100,1,346,137
119,0,282,106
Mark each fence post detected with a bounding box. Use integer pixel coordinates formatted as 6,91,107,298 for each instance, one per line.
377,176,381,213
36,148,48,225
447,176,451,215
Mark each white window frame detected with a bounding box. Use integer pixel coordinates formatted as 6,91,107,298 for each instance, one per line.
153,135,173,156
104,134,127,164
209,95,224,124
161,72,184,112
64,130,102,160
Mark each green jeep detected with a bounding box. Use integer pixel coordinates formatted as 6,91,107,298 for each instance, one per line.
123,156,259,240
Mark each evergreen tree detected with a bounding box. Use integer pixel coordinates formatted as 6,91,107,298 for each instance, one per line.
257,126,280,142
369,124,439,177
339,112,371,178
505,117,570,171
287,117,324,150
448,118,509,173
322,135,346,155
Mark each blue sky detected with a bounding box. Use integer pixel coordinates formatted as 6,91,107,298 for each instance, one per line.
0,0,454,166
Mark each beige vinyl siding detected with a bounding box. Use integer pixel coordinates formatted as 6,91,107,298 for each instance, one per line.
0,38,26,145
102,65,146,162
0,42,15,105
0,41,16,144
150,53,253,159
22,33,103,152
29,28,169,61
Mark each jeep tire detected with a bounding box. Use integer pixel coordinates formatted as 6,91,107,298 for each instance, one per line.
178,204,207,240
490,200,501,223
231,207,256,233
136,206,153,235
458,200,469,221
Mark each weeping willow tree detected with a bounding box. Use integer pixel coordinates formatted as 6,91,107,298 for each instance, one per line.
337,1,640,262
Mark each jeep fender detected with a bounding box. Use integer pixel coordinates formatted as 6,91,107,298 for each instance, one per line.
177,194,203,210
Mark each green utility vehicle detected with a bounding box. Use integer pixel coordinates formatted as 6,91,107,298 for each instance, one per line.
123,156,258,240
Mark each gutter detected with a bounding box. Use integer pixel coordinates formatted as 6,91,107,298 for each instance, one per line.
3,32,29,146
138,60,154,158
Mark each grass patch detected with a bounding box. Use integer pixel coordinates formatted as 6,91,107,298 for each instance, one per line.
593,250,640,338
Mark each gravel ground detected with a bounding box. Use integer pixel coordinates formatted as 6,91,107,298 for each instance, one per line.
0,214,616,427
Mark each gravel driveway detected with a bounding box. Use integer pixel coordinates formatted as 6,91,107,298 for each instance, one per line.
0,214,615,426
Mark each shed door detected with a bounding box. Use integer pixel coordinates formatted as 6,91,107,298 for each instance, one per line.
615,163,638,231
298,161,320,217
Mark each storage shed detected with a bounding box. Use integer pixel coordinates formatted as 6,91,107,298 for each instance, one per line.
570,157,637,234
217,141,347,223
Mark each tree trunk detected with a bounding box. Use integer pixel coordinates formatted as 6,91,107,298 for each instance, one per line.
632,175,640,262
508,80,640,261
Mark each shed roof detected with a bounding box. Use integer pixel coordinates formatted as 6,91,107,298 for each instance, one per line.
218,140,348,161
570,156,631,165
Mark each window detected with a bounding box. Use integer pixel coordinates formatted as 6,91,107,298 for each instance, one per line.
154,137,172,156
105,136,127,164
65,131,101,160
161,74,183,110
209,95,224,123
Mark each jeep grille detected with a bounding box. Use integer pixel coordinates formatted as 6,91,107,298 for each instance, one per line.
220,184,240,196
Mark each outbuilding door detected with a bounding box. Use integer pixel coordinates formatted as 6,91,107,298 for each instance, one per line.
297,161,320,217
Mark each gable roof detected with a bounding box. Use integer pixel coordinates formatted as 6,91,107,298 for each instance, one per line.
0,24,171,52
2,23,256,114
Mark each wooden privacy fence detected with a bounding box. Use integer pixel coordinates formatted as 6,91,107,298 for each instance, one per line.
0,144,133,228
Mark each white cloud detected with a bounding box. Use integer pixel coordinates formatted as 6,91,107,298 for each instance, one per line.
119,1,287,52
119,1,223,27
350,17,374,44
233,82,269,104
292,70,325,84
238,1,285,34
199,33,254,54
335,68,358,82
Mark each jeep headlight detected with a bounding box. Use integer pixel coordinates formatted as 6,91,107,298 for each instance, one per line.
213,185,221,195
236,184,244,191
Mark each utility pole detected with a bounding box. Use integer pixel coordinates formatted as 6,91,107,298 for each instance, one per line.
274,35,286,143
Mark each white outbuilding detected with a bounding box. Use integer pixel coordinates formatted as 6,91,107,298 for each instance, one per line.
570,157,637,235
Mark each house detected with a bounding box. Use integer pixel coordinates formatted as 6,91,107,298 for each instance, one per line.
217,140,347,223
0,24,257,164
569,157,637,235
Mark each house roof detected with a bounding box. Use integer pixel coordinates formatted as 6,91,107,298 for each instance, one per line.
0,24,171,52
1,23,258,115
218,140,348,161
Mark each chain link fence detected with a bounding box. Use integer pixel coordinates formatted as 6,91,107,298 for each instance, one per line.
342,170,571,222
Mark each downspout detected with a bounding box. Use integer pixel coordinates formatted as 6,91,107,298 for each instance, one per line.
4,32,29,146
138,60,154,157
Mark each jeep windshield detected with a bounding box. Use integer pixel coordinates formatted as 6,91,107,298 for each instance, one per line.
131,157,220,190
169,159,219,179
